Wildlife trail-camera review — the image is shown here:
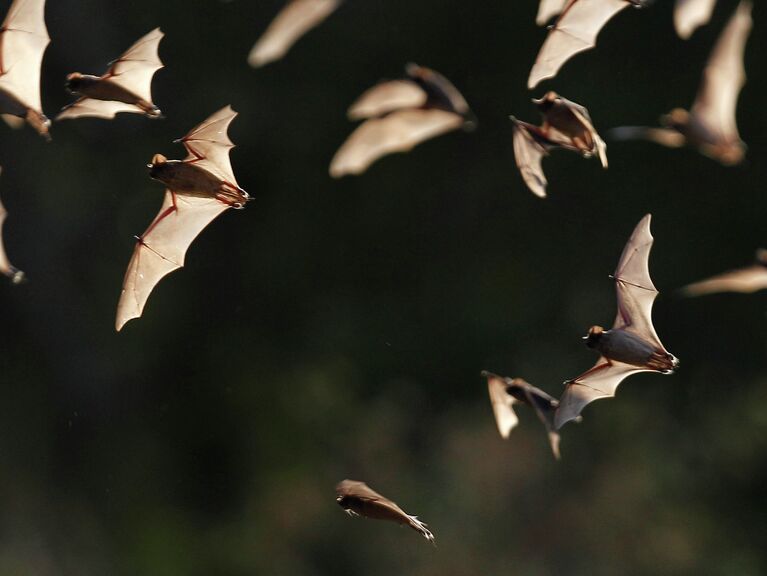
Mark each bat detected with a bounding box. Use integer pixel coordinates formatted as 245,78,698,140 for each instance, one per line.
528,0,648,89
681,249,767,296
115,106,249,331
336,479,435,543
555,214,679,429
329,63,474,178
57,28,164,121
610,0,751,165
511,91,607,198
248,0,341,68
483,370,567,459
0,167,24,283
537,0,568,25
0,0,50,139
675,0,717,39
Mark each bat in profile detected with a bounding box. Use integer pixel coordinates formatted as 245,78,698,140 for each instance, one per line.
675,0,717,39
329,63,474,178
555,214,679,429
0,167,24,284
483,370,568,459
528,0,649,89
511,91,607,198
0,0,50,139
57,28,164,121
610,0,751,165
681,249,767,296
248,0,341,68
336,479,434,543
537,0,568,25
116,106,249,331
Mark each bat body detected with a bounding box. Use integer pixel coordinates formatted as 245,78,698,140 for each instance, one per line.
483,371,564,459
248,0,340,68
0,167,24,283
555,214,678,429
682,249,767,296
675,0,717,39
57,28,164,121
0,0,50,139
528,0,648,89
610,1,751,165
329,63,474,178
115,106,249,332
336,479,434,543
511,91,607,198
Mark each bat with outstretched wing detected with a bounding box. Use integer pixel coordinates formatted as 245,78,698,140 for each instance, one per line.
336,479,435,543
681,249,767,296
537,0,569,25
528,0,647,89
57,28,164,121
329,63,474,177
555,214,679,429
248,0,341,67
116,106,249,331
675,0,717,39
0,167,24,283
0,0,50,139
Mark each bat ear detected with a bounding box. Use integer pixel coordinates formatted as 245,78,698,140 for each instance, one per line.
66,72,81,81
150,154,167,166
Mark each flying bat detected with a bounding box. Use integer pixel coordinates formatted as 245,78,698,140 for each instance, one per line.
528,0,649,89
336,479,435,543
555,214,679,429
329,63,474,178
57,28,164,121
0,0,51,139
610,0,751,165
483,370,568,459
537,0,568,25
681,249,767,296
115,106,249,331
0,167,24,283
675,0,717,39
248,0,341,68
511,91,607,198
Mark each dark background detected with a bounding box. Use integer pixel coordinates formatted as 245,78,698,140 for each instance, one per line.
0,0,765,574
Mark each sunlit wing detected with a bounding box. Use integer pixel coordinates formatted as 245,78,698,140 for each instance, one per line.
674,0,717,39
56,99,146,121
485,373,520,439
511,120,549,198
105,28,164,103
537,0,568,25
347,79,426,120
682,264,767,296
567,103,608,167
521,385,561,459
178,106,239,185
608,126,687,148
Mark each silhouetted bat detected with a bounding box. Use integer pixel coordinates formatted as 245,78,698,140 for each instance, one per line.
248,0,341,68
0,167,24,284
329,63,474,178
57,28,164,121
483,371,566,459
336,479,435,543
682,249,767,296
528,0,649,89
537,0,568,25
675,0,717,39
511,91,607,198
0,0,50,139
610,0,751,165
555,214,679,429
115,106,249,331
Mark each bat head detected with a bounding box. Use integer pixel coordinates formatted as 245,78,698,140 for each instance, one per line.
756,249,767,266
147,154,169,180
65,72,84,92
532,91,560,112
661,108,690,131
583,325,604,348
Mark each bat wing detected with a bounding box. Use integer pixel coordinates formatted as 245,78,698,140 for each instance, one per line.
0,0,50,112
682,264,767,296
521,385,562,459
484,372,520,439
608,126,687,148
115,192,229,331
528,0,631,89
0,169,23,283
546,98,608,167
674,0,717,39
178,106,240,187
691,0,751,144
102,28,164,104
537,0,569,25
56,99,148,121
346,80,426,120
511,119,549,198
248,0,341,67
329,108,463,177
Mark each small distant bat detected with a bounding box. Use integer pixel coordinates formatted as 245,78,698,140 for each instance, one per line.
329,63,474,178
556,214,679,429
335,479,435,543
483,370,566,459
0,167,24,284
115,106,249,331
511,91,607,198
537,0,568,25
528,0,648,89
675,0,717,39
57,28,164,121
610,0,751,165
0,0,51,139
248,0,341,68
681,249,767,296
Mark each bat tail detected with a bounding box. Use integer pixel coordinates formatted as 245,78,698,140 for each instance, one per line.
406,515,435,544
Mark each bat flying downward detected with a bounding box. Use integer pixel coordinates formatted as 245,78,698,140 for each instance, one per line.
555,214,679,429
0,0,51,139
115,106,249,331
57,28,164,121
610,0,751,165
511,91,607,198
675,0,717,39
0,167,24,283
681,249,767,296
329,63,474,178
336,479,435,543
